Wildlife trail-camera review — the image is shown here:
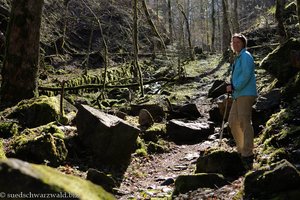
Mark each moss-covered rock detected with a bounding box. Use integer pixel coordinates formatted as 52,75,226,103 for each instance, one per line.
134,136,148,157
259,99,300,144
147,141,168,154
7,95,61,128
264,126,300,148
244,159,300,199
0,158,116,200
282,72,300,101
0,121,19,138
195,150,245,177
173,173,227,195
259,147,289,166
86,168,117,193
142,123,166,142
7,124,67,166
260,38,300,85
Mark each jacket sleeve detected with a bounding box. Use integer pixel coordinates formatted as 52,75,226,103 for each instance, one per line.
232,53,254,91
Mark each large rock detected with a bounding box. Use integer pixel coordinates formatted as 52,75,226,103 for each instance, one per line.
260,38,300,85
167,103,202,120
138,109,154,129
0,158,116,200
7,124,68,166
76,104,140,165
1,95,76,128
0,120,19,139
130,104,165,122
282,71,300,101
195,151,245,177
252,88,282,134
86,168,117,193
244,159,300,199
207,80,227,99
173,173,228,195
5,96,61,128
166,119,213,144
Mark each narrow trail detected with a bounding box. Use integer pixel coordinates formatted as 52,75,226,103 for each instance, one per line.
117,142,205,199
116,83,242,198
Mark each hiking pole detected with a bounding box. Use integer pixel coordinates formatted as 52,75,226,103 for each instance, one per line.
219,92,230,145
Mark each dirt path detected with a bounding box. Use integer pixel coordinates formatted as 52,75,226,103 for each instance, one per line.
114,58,245,199
116,142,204,199
116,135,243,199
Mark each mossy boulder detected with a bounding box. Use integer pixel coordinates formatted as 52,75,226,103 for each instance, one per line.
130,104,165,123
0,158,116,200
7,95,61,128
260,38,300,85
282,72,300,101
0,121,19,138
147,141,169,154
244,159,300,199
195,150,245,177
259,98,300,150
264,126,300,149
142,123,166,142
7,124,67,166
86,168,117,193
173,173,227,195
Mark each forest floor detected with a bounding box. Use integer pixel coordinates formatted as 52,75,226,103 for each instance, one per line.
112,55,247,199
116,140,245,200
47,54,254,199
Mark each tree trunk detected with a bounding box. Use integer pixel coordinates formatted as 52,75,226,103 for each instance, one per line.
81,0,109,100
178,3,195,61
297,0,300,32
232,0,240,33
133,0,144,97
297,0,300,16
206,0,210,51
141,0,166,55
0,0,44,107
167,0,173,43
221,0,231,53
275,0,287,43
211,0,216,52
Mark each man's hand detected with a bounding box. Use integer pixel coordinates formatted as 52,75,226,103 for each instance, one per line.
226,84,233,93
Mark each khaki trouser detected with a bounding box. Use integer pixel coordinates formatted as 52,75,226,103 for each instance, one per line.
228,96,256,157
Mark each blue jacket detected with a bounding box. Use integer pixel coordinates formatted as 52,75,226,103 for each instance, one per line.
231,48,257,99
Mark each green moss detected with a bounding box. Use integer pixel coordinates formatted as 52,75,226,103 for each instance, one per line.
263,126,300,149
146,123,166,133
10,129,67,166
0,139,6,159
259,109,288,143
5,160,116,199
0,121,19,138
16,95,60,114
260,147,289,166
11,123,65,148
147,141,168,154
282,71,300,100
8,95,61,127
135,137,148,156
135,148,148,157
